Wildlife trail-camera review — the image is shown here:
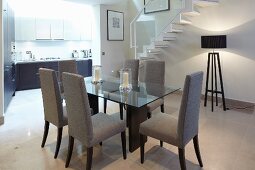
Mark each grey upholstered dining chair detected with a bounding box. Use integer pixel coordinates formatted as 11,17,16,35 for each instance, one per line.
139,71,204,170
104,59,139,120
39,68,68,159
62,72,127,170
58,60,78,93
144,60,165,118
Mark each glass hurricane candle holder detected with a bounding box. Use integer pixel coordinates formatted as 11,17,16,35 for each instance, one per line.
92,83,102,94
119,68,132,93
92,65,102,84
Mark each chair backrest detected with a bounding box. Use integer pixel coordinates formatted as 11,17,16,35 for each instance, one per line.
144,60,165,84
177,71,203,147
39,68,64,127
59,60,78,82
123,59,139,82
62,72,93,146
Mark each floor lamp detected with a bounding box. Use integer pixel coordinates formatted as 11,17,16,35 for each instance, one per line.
201,35,227,112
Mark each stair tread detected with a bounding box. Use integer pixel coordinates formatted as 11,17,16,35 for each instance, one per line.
139,56,158,60
182,11,200,16
163,37,177,41
163,32,177,37
168,29,183,33
174,19,192,25
155,45,169,48
194,0,219,7
147,48,161,51
147,48,161,54
154,41,169,45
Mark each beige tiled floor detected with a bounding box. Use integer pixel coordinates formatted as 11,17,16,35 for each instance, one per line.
0,89,255,170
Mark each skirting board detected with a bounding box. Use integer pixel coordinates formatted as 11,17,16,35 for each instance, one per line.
0,116,4,125
174,90,255,112
201,95,255,111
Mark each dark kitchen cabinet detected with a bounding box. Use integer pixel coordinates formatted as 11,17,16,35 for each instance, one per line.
16,63,38,90
16,61,58,90
77,59,92,77
16,59,92,91
4,1,16,112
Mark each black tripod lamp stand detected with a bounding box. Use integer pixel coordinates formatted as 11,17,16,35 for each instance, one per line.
201,35,227,112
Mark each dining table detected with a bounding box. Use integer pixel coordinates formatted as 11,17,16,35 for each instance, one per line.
84,76,180,152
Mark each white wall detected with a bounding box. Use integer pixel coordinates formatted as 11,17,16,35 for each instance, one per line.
130,0,255,103
15,41,92,60
100,1,130,76
91,5,101,65
164,0,255,103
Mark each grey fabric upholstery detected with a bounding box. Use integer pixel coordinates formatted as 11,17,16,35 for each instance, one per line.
91,113,126,146
139,114,178,146
178,71,204,148
144,60,165,84
144,60,165,113
58,60,78,93
62,72,126,147
39,68,68,127
140,71,203,148
123,59,139,83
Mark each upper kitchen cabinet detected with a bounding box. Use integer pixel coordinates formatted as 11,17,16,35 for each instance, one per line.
15,17,91,41
80,22,92,41
15,17,36,41
64,19,81,40
51,19,64,40
35,18,50,39
64,18,92,41
35,18,64,40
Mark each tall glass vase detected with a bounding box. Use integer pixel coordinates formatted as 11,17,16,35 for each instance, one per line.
92,65,102,84
119,68,132,93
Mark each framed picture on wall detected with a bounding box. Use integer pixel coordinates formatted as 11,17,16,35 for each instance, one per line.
144,0,170,14
107,10,124,41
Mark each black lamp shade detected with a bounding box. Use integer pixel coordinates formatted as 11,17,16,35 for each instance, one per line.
201,35,227,49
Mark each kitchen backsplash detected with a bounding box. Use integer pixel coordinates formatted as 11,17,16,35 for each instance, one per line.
14,41,92,61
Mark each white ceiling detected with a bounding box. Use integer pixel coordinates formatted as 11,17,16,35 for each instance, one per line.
64,0,125,5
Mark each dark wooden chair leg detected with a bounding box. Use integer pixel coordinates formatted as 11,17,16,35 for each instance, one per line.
121,131,127,159
160,104,165,113
65,136,74,168
160,141,163,147
178,148,186,170
120,104,123,120
41,121,49,148
86,147,93,170
147,112,151,119
54,127,63,159
193,135,203,167
140,134,145,164
104,99,107,113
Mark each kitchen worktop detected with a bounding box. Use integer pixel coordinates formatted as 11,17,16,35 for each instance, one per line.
15,58,92,64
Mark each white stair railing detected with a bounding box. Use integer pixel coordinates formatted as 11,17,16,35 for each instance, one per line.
130,0,186,59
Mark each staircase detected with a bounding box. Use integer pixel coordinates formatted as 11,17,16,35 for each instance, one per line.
130,0,219,61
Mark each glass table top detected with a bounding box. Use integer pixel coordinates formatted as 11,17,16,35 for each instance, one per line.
84,76,180,108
